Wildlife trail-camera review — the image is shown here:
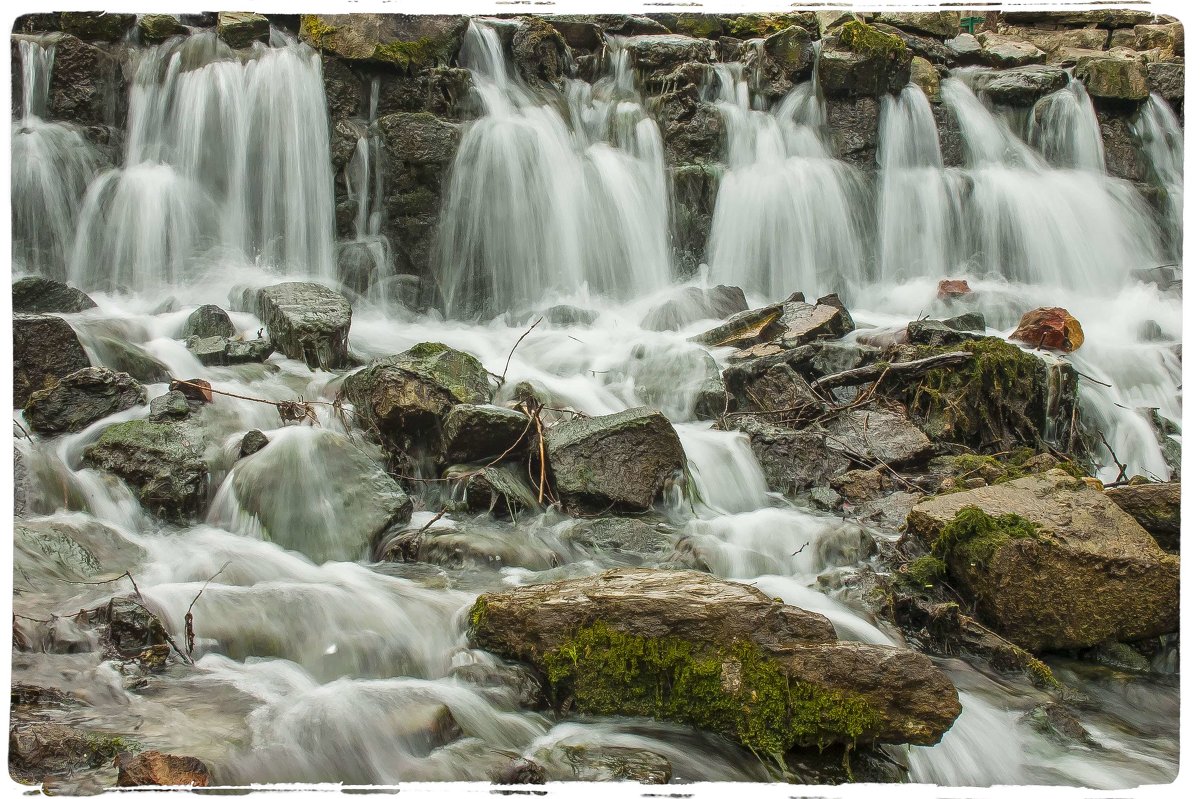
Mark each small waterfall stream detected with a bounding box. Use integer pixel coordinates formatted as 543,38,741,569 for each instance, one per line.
9,15,1181,791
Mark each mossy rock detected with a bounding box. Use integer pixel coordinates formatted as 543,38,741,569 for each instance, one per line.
671,14,725,39
300,14,468,70
9,721,138,784
59,12,136,42
724,13,813,38
82,420,209,522
1075,53,1150,102
138,14,186,44
216,12,269,49
819,20,912,98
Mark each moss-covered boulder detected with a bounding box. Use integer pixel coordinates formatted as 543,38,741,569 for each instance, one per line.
873,11,960,39
216,12,269,49
905,472,1180,652
909,56,941,103
1106,482,1180,552
249,282,351,369
299,14,468,69
59,11,136,42
137,14,186,44
8,721,136,784
24,367,145,435
512,17,571,84
341,342,492,454
467,568,961,755
725,12,816,39
12,276,96,313
759,26,816,98
545,406,685,514
82,420,209,521
818,20,912,99
13,314,92,408
1075,53,1150,102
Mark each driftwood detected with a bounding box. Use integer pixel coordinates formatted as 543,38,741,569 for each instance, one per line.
812,351,973,392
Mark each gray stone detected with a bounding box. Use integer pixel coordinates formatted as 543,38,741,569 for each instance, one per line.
1105,482,1180,552
216,12,269,49
299,14,468,69
12,276,96,313
818,22,912,99
979,65,1069,106
138,14,186,44
641,285,749,331
250,282,351,369
946,33,984,65
624,34,716,71
24,367,146,435
512,18,571,84
90,336,172,384
13,314,91,408
730,416,852,494
59,11,135,42
442,404,531,464
148,390,192,423
1147,61,1184,103
1075,53,1149,101
379,111,461,165
182,304,236,339
239,429,270,458
978,33,1046,68
873,11,959,38
461,465,542,519
82,420,209,521
819,405,934,467
563,517,673,558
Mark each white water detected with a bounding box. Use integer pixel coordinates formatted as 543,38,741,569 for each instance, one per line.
11,19,1181,791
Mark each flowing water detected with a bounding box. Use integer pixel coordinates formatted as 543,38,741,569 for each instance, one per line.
10,21,1180,790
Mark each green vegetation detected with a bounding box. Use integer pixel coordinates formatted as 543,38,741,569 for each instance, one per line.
932,506,1040,570
725,14,800,38
835,20,907,60
542,621,882,761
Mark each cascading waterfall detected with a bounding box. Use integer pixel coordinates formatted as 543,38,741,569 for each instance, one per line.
67,30,336,291
1029,78,1106,171
339,77,394,298
706,53,869,298
1134,93,1184,258
435,21,671,319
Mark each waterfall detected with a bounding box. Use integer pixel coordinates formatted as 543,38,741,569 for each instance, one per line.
1133,94,1184,259
435,21,671,319
1029,78,1106,171
706,54,868,300
66,30,336,292
339,78,394,298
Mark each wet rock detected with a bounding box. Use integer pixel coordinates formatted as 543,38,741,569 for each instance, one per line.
88,596,173,667
642,285,749,331
909,56,940,103
226,428,412,563
979,65,1069,106
907,319,982,347
393,702,462,755
1075,53,1149,102
1147,61,1184,104
459,465,541,519
450,661,545,709
758,26,815,98
216,12,269,49
13,314,92,407
1022,703,1095,747
24,367,146,435
1105,482,1180,552
625,34,716,71
442,404,531,464
90,336,172,384
825,95,881,168
468,568,960,749
512,17,571,84
977,32,1046,68
1009,307,1084,353
725,362,826,424
818,21,912,99
815,11,860,35
148,390,193,423
669,163,720,269
905,472,1180,651
8,721,134,783
563,517,673,559
870,23,956,67
116,751,210,787
540,304,598,327
187,335,274,366
542,744,672,783
138,14,186,44
492,757,547,784
946,33,984,65
342,342,492,454
250,282,351,369
300,14,468,69
383,521,556,570
820,405,933,467
735,295,856,358
873,11,959,38
730,416,852,494
12,276,96,313
691,304,787,348
181,304,236,339
46,33,127,128
1096,107,1146,182
1081,640,1152,673
545,406,686,514
59,11,135,42
82,420,209,521
239,429,270,457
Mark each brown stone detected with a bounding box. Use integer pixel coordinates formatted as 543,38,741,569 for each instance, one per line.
1009,307,1084,352
937,279,971,300
116,751,211,787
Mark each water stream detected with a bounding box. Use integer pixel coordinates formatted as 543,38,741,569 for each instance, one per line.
10,20,1180,790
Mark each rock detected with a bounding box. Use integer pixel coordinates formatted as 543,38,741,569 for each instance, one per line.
946,33,984,65
181,304,236,339
733,295,856,358
1082,640,1152,673
642,286,748,331
545,407,686,514
997,26,1109,59
541,745,672,783
830,468,890,505
725,362,826,424
116,751,210,787
1022,703,1094,747
870,23,956,68
8,721,134,783
907,320,980,347
225,428,412,563
563,517,673,559
13,314,91,408
818,406,934,467
541,304,598,327
759,26,815,97
1095,106,1146,181
1009,307,1084,353
45,33,127,128
493,757,547,785
170,378,212,404
1134,23,1184,57
818,21,912,99
442,404,531,464
239,429,269,457
825,95,881,168
148,390,193,423
624,34,716,71
1147,61,1184,103
12,276,96,313
977,33,1046,68
300,14,468,69
979,65,1069,106
909,56,940,103
250,282,351,369
512,17,571,84
691,304,787,348
90,336,172,384
874,11,959,38
187,335,274,366
216,12,269,49
905,472,1180,651
341,342,492,454
815,11,859,35
468,568,961,750
82,420,209,521
1105,482,1180,552
90,596,173,665
937,278,971,300
138,14,185,43
1001,10,1154,28
24,367,145,435
460,465,542,519
1075,53,1149,102
59,11,135,41
730,416,851,494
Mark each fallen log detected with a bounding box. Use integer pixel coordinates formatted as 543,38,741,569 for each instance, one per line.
813,351,973,392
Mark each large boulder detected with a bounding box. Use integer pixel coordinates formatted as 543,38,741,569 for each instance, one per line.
249,282,351,369
341,342,492,454
46,33,127,127
181,304,236,339
945,33,984,65
441,404,531,464
116,751,210,788
468,568,961,752
13,314,91,407
512,17,571,84
624,34,716,71
90,336,172,384
979,66,1069,106
758,26,815,98
216,12,270,49
1008,307,1084,353
24,367,145,435
977,32,1046,68
818,21,912,99
545,407,686,514
1106,482,1181,552
1133,22,1184,58
221,428,412,563
137,14,187,44
1074,53,1150,102
8,721,134,784
187,335,274,366
82,420,209,521
729,416,851,495
12,276,96,313
905,472,1180,652
873,11,959,38
299,14,468,69
379,111,460,164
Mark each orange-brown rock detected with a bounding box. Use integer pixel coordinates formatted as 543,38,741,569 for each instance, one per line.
115,751,211,787
1009,307,1084,352
937,279,971,300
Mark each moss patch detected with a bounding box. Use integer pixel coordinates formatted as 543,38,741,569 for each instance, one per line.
300,15,338,46
898,555,946,590
542,622,882,759
725,14,797,38
836,20,907,60
932,505,1040,570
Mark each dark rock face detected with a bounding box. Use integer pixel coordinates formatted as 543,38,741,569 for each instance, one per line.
46,33,127,128
12,276,96,313
300,14,468,69
442,404,531,463
148,390,193,423
1147,61,1184,105
239,429,270,457
818,21,912,99
545,406,686,514
13,314,92,408
512,17,571,84
670,163,721,270
1105,482,1181,552
59,12,136,42
90,336,172,384
116,751,211,788
250,282,351,369
979,65,1069,106
182,304,237,339
825,96,881,169
24,367,146,435
82,420,209,521
1096,107,1147,182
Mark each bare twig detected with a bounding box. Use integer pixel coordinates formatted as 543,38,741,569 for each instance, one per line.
792,542,810,557
499,318,541,387
417,507,449,534
1096,431,1128,486
184,561,232,658
1075,371,1113,388
59,570,143,601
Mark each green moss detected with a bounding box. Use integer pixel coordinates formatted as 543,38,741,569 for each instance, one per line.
467,596,488,631
543,622,882,759
300,14,338,46
674,14,725,39
898,555,946,590
933,506,1039,570
836,20,907,60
